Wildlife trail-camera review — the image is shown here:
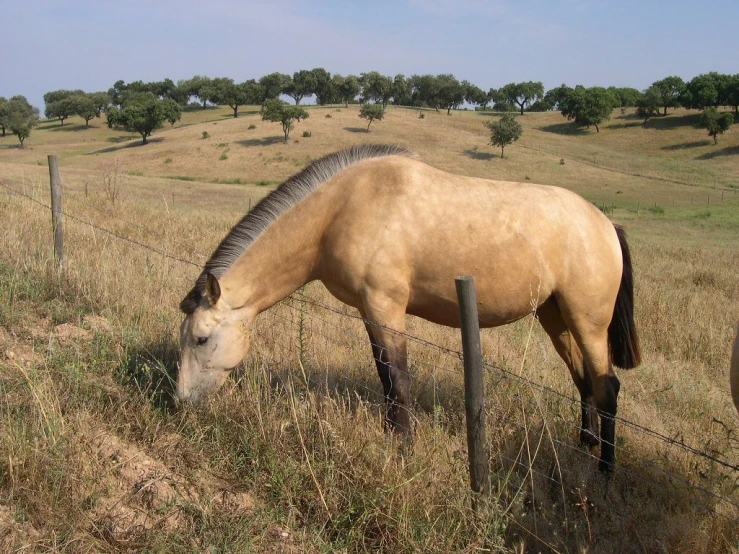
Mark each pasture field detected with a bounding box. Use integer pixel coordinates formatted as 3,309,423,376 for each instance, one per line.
0,105,738,553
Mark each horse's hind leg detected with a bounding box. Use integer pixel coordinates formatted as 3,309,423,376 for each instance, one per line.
363,323,393,429
537,298,600,448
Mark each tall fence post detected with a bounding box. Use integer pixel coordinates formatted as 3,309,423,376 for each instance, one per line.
455,276,490,504
48,154,63,271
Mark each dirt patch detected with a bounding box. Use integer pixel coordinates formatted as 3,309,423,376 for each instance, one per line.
0,503,41,552
0,326,44,367
78,416,254,543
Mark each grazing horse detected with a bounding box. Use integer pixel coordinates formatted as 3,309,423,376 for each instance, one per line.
177,144,641,471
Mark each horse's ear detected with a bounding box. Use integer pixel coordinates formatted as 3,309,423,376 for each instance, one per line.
204,273,221,306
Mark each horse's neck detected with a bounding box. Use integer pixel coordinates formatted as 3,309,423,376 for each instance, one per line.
219,206,324,315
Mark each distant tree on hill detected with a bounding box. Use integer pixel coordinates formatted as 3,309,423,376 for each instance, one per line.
360,71,393,108
283,70,317,105
499,81,544,115
486,113,522,157
74,95,98,127
411,74,443,111
90,92,111,117
7,95,39,147
560,86,615,132
259,72,290,102
652,76,685,115
44,89,85,126
608,87,641,108
681,73,722,110
106,93,181,144
543,84,573,111
359,103,385,131
179,75,213,108
208,78,259,118
392,74,413,106
636,86,663,125
0,97,9,136
436,74,465,115
333,74,360,107
311,67,334,105
701,107,733,144
261,99,309,141
723,74,739,115
463,81,489,110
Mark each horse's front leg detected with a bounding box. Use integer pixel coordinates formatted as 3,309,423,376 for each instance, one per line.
361,296,413,440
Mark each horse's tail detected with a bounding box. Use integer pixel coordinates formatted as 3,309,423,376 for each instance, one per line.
608,225,641,369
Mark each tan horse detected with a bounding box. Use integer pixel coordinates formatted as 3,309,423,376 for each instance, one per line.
731,327,739,416
178,145,641,471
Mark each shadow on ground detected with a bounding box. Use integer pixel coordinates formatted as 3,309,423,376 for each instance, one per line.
462,148,495,161
119,338,179,412
696,145,739,160
662,140,712,151
344,127,370,134
236,136,286,147
538,122,590,136
87,137,163,154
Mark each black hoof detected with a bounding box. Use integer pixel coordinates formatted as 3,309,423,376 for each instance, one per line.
598,458,615,474
580,429,600,449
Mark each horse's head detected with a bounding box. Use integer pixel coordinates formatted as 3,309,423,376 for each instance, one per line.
177,273,252,403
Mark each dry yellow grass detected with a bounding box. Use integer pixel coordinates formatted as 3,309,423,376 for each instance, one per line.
0,104,737,552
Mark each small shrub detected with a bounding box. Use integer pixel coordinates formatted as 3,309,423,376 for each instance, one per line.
248,124,256,130
646,204,665,215
325,114,332,119
220,149,229,161
256,180,272,187
128,170,144,176
693,209,711,219
302,131,312,137
202,131,210,139
164,157,173,164
560,158,565,165
216,142,229,148
418,112,425,119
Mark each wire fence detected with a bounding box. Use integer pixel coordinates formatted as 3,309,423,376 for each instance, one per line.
1,174,738,545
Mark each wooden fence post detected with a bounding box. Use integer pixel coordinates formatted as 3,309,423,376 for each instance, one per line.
48,155,63,271
455,276,490,503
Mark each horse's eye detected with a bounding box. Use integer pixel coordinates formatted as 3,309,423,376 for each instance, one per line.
196,337,208,346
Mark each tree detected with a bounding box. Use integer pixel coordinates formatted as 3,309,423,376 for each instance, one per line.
486,113,522,157
392,74,413,106
652,76,685,115
360,71,393,108
181,75,213,108
560,86,615,132
283,70,317,105
261,99,309,141
73,94,98,127
311,67,334,105
259,72,290,101
208,78,254,117
608,87,642,108
359,103,385,131
0,97,8,136
436,74,465,115
543,84,572,111
106,93,181,144
722,74,739,115
702,107,733,144
500,81,544,115
7,95,39,147
463,81,488,109
43,89,84,126
411,74,443,110
636,86,663,125
681,72,722,110
89,92,111,117
333,74,360,107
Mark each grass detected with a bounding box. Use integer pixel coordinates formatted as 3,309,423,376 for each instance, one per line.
0,104,738,552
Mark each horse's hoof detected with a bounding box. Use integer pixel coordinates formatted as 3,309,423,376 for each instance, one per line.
580,429,600,449
598,459,615,474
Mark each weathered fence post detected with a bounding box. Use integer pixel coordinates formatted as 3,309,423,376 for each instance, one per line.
48,154,63,272
455,276,490,504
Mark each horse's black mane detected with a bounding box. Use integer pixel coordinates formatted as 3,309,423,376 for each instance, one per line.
180,144,414,314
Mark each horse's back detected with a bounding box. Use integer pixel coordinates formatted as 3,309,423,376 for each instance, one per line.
320,156,622,327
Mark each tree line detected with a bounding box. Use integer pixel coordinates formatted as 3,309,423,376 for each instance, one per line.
1,69,736,147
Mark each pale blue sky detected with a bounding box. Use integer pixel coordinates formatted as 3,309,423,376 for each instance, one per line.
3,0,738,109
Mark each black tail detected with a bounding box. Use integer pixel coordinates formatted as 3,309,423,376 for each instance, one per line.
609,225,641,369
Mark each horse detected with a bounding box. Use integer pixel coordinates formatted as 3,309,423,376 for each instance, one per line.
177,144,641,472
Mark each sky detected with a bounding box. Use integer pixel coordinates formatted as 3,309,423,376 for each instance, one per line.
3,0,738,110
